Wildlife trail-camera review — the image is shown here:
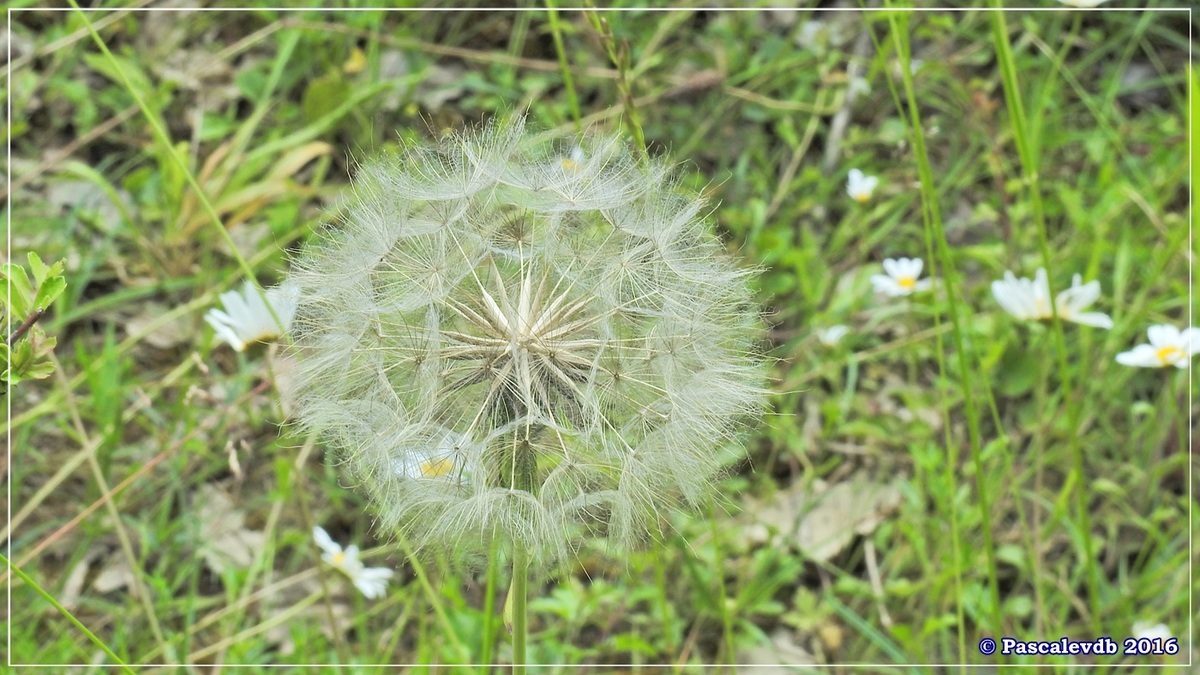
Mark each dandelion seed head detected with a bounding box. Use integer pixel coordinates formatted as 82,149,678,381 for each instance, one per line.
286,117,768,566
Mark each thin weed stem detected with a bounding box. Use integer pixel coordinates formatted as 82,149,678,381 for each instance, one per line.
582,5,647,159
544,0,582,131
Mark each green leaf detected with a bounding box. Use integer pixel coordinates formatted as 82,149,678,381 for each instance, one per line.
6,331,58,385
27,252,49,284
32,276,67,315
301,71,350,125
83,51,155,103
2,263,34,318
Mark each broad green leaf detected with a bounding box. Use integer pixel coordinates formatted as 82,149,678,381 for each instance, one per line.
2,264,34,318
27,252,49,284
33,276,67,315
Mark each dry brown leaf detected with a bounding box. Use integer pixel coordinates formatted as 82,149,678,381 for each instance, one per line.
196,483,266,574
262,576,351,656
735,629,819,672
125,302,191,349
743,474,904,562
93,556,135,593
60,557,91,609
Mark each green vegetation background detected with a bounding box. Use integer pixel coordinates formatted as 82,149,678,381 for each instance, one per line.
5,3,1194,670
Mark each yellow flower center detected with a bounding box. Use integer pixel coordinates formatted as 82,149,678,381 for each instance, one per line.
332,552,345,566
854,192,870,203
1156,345,1183,366
420,457,455,478
897,276,916,289
561,158,579,171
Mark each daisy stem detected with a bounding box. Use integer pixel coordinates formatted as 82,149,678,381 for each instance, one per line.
905,297,918,384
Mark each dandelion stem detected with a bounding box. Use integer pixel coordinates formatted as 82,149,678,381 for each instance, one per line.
510,542,530,674
480,535,501,671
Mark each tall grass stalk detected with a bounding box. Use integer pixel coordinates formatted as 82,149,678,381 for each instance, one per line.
868,11,966,661
989,8,1102,634
884,8,1004,639
68,2,282,331
394,534,472,665
3,553,135,673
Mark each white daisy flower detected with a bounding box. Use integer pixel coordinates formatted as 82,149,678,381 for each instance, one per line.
1131,621,1172,641
560,145,585,171
1058,0,1110,7
990,268,1113,329
391,428,471,483
1116,325,1200,369
312,526,394,599
871,257,932,297
815,325,850,347
393,448,463,481
846,169,879,203
205,280,299,351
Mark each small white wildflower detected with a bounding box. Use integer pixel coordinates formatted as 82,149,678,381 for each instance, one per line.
848,77,871,98
890,59,925,79
1058,0,1110,7
796,20,845,52
815,325,850,347
205,280,298,351
391,428,471,483
846,169,879,203
991,268,1112,328
1116,325,1199,369
312,526,394,599
871,257,932,297
1131,620,1172,641
560,145,585,171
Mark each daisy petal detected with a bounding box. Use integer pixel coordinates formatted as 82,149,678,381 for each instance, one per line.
1116,345,1163,368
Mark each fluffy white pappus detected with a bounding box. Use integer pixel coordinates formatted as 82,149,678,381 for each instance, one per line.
285,117,768,566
